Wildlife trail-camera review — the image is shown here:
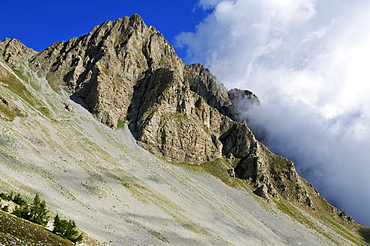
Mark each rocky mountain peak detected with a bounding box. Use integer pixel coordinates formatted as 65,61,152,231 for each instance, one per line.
0,38,36,67
30,14,182,128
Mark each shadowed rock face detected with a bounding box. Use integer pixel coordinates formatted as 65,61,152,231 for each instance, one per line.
0,14,357,226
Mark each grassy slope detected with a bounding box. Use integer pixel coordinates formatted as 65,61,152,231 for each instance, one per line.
0,61,369,245
0,210,73,246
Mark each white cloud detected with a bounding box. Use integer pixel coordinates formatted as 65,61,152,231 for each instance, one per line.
177,0,370,226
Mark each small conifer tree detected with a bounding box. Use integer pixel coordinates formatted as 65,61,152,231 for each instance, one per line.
53,214,83,243
29,193,49,226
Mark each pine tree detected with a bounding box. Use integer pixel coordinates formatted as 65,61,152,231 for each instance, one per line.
29,193,49,226
53,214,83,243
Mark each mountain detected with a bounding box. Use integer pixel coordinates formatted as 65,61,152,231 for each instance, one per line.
0,14,369,245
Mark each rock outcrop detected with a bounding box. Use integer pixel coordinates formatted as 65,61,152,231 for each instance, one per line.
228,88,260,122
129,67,232,163
0,38,36,68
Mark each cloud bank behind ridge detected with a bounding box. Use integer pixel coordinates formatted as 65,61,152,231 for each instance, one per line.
177,0,370,226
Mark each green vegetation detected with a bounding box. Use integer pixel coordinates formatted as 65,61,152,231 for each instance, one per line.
0,103,19,121
1,205,8,213
0,66,51,117
53,214,83,243
12,204,31,220
172,158,245,189
147,230,169,243
275,196,368,245
0,210,74,246
12,193,27,206
0,191,83,244
358,226,370,244
29,193,49,226
116,117,126,129
0,192,13,200
0,68,31,101
12,193,49,226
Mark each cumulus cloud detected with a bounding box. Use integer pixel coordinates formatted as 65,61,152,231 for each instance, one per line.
177,0,370,226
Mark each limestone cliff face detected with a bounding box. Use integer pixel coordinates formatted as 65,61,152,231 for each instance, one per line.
130,66,234,163
30,14,182,128
0,15,356,225
185,63,232,116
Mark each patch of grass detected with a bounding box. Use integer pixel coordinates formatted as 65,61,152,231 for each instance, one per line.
37,106,51,116
176,215,209,235
147,230,169,243
0,66,51,117
0,68,33,103
121,180,182,211
275,198,339,244
117,118,126,129
47,76,63,93
171,158,369,245
275,197,368,245
171,158,244,189
201,159,240,188
82,176,108,199
0,103,18,121
318,217,368,246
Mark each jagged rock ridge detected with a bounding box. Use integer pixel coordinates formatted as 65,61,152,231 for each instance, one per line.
0,14,357,227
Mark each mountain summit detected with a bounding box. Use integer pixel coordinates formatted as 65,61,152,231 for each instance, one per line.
0,14,369,245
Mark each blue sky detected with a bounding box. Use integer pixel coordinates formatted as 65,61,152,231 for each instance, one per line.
1,0,207,56
2,0,370,227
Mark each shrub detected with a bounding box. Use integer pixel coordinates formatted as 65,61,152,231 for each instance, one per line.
53,215,83,243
